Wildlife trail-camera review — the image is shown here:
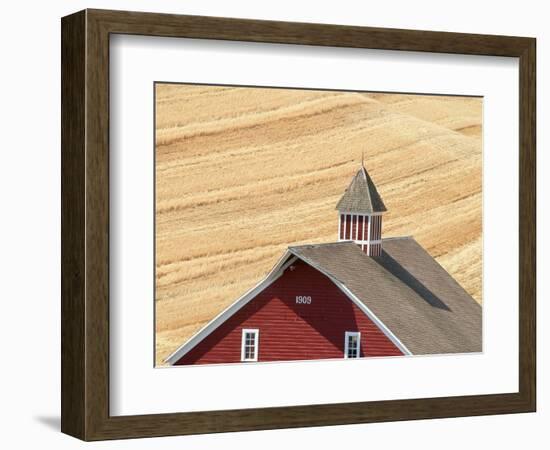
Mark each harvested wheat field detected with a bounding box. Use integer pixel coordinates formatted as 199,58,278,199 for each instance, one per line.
155,83,482,366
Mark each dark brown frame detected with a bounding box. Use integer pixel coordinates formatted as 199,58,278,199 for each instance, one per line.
61,8,536,441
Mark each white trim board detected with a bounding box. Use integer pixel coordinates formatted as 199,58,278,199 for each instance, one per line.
338,211,384,216
354,239,382,245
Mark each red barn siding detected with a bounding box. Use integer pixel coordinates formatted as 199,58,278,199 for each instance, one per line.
345,214,351,239
176,260,403,365
357,215,364,241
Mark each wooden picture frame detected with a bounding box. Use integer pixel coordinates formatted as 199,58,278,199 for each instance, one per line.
61,8,536,441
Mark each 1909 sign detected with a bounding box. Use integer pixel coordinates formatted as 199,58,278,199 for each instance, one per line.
295,296,312,304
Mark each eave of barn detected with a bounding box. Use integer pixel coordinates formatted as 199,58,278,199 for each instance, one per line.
164,250,411,365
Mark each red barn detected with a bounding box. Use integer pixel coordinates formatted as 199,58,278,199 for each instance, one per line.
166,164,482,366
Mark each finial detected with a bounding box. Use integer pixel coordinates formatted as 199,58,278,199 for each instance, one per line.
361,151,365,168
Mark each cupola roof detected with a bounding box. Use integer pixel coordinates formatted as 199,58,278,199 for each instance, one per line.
336,165,387,213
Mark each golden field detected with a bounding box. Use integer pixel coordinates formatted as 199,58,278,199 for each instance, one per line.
155,84,482,366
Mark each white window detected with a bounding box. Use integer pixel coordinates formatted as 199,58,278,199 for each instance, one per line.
241,329,259,362
344,331,361,358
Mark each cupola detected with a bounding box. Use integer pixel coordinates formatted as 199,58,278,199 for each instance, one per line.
336,163,386,256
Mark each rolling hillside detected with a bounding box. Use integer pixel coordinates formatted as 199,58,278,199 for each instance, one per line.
155,84,482,366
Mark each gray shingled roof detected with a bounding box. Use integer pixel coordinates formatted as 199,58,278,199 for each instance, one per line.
288,238,481,355
335,166,387,213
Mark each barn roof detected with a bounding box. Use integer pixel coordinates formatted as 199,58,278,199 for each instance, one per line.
288,238,481,355
335,166,387,213
165,236,482,364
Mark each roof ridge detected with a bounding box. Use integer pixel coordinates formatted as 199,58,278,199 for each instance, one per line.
382,235,414,242
287,237,414,251
288,241,355,250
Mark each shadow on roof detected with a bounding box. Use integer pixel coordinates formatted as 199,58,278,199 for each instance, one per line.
374,251,452,312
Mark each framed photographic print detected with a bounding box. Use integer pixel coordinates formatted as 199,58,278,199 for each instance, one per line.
61,9,536,441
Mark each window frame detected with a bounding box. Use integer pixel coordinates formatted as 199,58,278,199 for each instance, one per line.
241,328,260,362
344,331,361,359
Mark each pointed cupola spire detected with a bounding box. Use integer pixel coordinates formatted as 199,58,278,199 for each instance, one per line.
336,160,386,256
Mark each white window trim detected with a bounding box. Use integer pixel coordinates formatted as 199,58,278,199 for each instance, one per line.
344,331,361,359
241,328,260,362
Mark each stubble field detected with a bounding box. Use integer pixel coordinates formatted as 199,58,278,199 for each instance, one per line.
155,84,482,366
